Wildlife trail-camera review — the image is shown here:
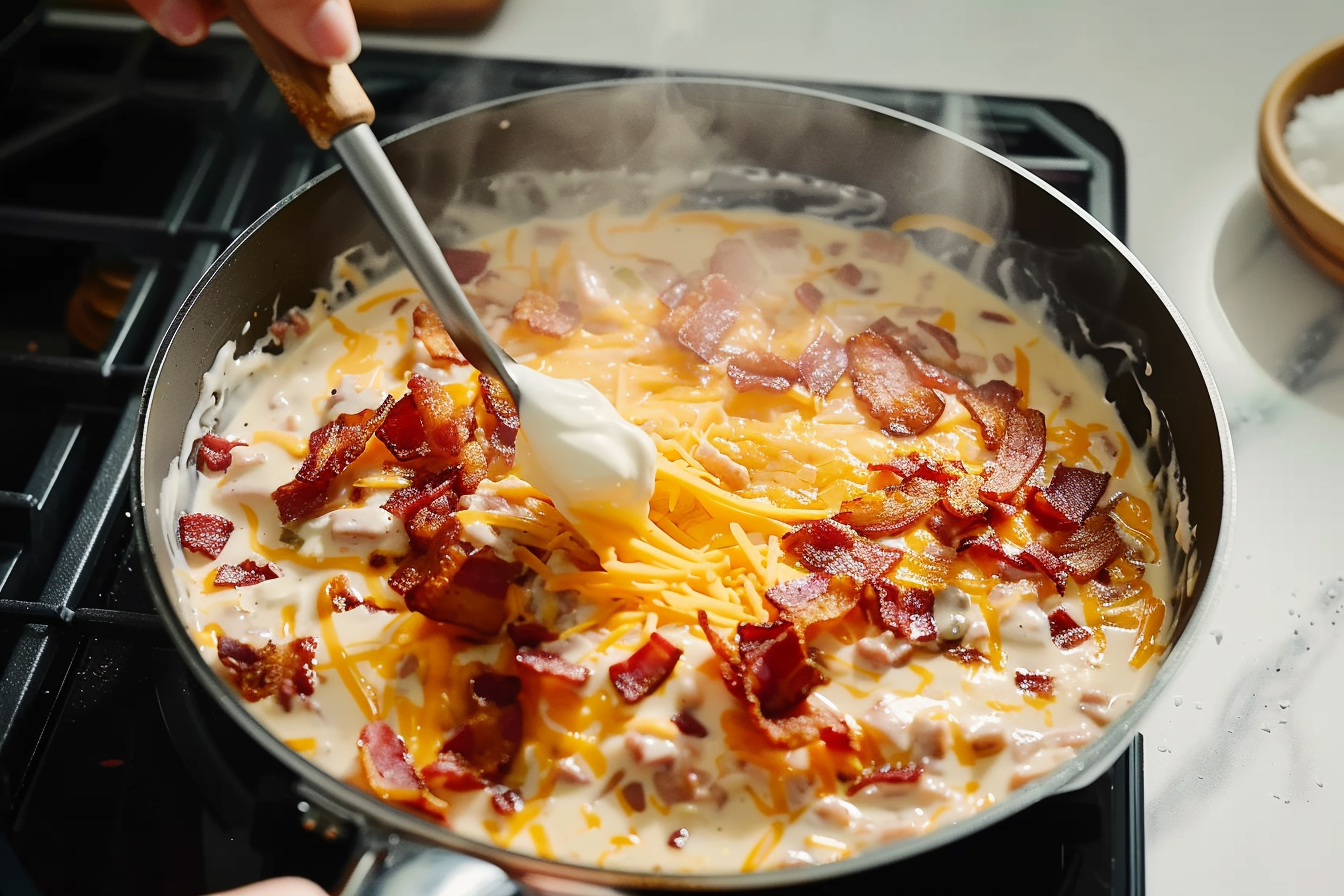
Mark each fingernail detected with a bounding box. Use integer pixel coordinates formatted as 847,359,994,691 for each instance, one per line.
304,0,361,66
155,0,206,44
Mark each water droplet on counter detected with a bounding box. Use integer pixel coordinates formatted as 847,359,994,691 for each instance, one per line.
1195,702,1203,710
1261,726,1272,733
1280,700,1292,709
1174,695,1184,707
1156,744,1170,753
1212,630,1224,645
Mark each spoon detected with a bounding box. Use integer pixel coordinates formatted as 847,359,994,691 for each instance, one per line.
225,3,656,538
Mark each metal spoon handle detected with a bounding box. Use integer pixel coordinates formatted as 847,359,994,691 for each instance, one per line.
332,125,519,397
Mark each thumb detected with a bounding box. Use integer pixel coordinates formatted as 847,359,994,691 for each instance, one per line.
242,0,360,66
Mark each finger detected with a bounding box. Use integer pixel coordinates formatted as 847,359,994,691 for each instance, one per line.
242,0,361,66
206,876,329,896
126,0,210,45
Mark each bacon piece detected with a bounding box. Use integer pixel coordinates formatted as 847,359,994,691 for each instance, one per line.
753,226,801,249
846,763,922,796
833,478,942,537
1055,513,1125,580
196,432,246,473
846,330,944,437
794,281,824,313
696,610,746,698
980,408,1046,501
441,673,524,780
797,332,847,397
479,373,519,475
765,573,863,629
942,472,989,518
833,263,863,287
217,636,316,710
957,531,1066,592
1030,466,1111,528
472,671,522,706
658,279,689,308
507,622,554,648
710,238,763,294
980,310,1014,324
358,721,424,801
755,700,852,750
726,350,800,394
665,274,741,363
738,621,826,718
490,786,524,816
859,230,911,265
873,581,937,642
412,302,468,365
404,546,519,636
515,650,590,684
213,558,281,588
669,828,690,849
961,380,1022,450
946,645,989,665
1020,542,1070,594
406,373,473,460
781,518,902,582
610,633,682,703
926,507,986,546
1048,608,1092,650
421,751,487,793
621,781,648,813
442,247,490,284
868,453,965,484
327,574,382,613
273,396,395,524
1015,670,1055,697
376,394,433,461
382,468,457,522
178,513,233,559
866,317,963,393
512,289,580,338
917,320,960,360
671,711,708,738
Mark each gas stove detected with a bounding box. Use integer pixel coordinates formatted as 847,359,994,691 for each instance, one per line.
0,13,1139,895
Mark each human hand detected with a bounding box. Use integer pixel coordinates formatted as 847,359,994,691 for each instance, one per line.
205,876,329,896
125,0,360,65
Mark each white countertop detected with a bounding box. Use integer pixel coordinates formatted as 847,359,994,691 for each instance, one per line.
372,3,1344,891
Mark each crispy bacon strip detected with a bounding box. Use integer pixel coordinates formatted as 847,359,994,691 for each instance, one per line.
376,394,433,461
846,330,944,437
479,374,520,474
980,310,1013,324
726,350,801,394
213,558,281,588
421,751,487,793
196,432,246,472
797,332,847,397
407,373,473,459
868,453,965,484
846,763,922,796
961,380,1022,450
1030,465,1111,528
980,408,1046,502
1015,670,1055,697
781,518,903,582
506,621,554,648
217,636,316,710
738,621,826,718
382,468,457,522
764,573,862,629
178,513,233,559
515,650,590,684
873,581,937,642
917,320,960,360
273,396,395,524
946,645,989,665
403,546,520,636
794,281,824,313
942,472,989,519
490,786,524,816
1055,513,1124,580
957,532,1066,593
662,273,741,362
1048,608,1092,650
925,507,986,546
441,672,524,780
412,302,468,365
358,721,424,800
512,289,580,338
442,247,490,284
610,633,682,703
833,478,942,538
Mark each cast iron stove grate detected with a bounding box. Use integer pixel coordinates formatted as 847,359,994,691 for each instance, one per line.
0,14,1138,895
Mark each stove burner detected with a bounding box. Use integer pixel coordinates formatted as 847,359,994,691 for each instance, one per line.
0,15,1138,895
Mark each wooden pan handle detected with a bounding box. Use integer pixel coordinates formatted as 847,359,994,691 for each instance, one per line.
225,0,374,148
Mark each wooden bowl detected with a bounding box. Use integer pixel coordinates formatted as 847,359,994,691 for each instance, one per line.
1259,34,1344,287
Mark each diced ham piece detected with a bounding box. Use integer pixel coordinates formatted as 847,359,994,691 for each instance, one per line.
658,279,690,308
781,518,903,582
273,396,395,523
797,332,847,397
512,289,580,337
217,636,316,710
846,330,944,437
515,650,590,684
873,581,937,642
1030,465,1111,528
846,763,922,796
213,558,281,588
196,432,246,473
960,380,1022,450
833,263,863,288
441,247,490,284
980,310,1014,324
832,478,942,537
726,351,800,394
917,320,960,360
412,302,469,365
610,632,683,703
859,230,911,265
794,281,824,313
1015,670,1055,697
358,721,424,800
979,408,1046,501
178,513,233,559
765,573,863,629
710,238,764,294
752,226,802,249
671,711,708,738
1048,608,1092,650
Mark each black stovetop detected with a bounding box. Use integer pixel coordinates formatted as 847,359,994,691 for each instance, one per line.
0,12,1139,895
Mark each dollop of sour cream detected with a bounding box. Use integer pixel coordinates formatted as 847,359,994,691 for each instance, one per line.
509,364,657,544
